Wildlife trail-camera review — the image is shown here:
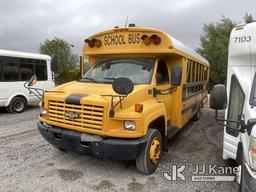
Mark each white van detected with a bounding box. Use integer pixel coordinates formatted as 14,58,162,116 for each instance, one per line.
210,22,256,191
0,49,55,113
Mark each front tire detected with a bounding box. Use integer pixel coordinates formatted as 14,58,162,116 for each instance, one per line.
8,97,27,113
136,129,162,174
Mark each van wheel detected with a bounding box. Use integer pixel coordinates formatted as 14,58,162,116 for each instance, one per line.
136,129,162,174
8,97,27,113
192,107,201,121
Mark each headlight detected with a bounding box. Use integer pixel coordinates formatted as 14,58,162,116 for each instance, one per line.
39,101,44,107
40,107,48,115
124,121,136,131
249,136,256,169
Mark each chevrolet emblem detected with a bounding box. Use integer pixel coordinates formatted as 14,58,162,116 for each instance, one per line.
64,111,80,119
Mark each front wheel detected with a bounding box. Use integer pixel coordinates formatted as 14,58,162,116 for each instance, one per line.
8,97,27,113
136,129,162,174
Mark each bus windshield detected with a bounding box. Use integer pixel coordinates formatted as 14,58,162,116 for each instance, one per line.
81,58,154,84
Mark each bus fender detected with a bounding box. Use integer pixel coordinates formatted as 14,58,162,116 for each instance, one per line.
144,107,167,136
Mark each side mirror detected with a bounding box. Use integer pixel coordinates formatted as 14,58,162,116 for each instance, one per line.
210,84,227,110
51,55,58,73
171,66,182,86
28,75,37,87
112,77,134,95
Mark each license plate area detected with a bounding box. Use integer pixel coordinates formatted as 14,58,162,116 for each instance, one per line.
81,133,103,142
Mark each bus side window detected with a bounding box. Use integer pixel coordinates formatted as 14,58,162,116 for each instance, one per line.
204,67,208,81
20,63,34,81
3,57,19,81
191,61,195,82
35,60,47,81
156,60,169,85
186,60,191,83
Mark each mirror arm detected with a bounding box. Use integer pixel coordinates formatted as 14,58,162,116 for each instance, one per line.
24,81,44,100
215,110,241,132
28,87,44,100
102,94,127,117
52,72,57,83
215,110,241,123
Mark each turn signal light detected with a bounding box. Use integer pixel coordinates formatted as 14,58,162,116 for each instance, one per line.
249,136,256,169
84,38,102,48
251,147,256,154
135,104,143,112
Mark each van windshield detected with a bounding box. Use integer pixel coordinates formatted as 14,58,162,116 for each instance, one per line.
81,58,155,84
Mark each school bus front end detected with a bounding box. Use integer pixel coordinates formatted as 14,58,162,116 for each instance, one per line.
37,26,209,174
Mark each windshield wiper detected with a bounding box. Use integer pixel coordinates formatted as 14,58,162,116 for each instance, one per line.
80,77,98,83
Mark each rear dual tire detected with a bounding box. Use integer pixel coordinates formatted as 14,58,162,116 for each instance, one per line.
192,105,202,121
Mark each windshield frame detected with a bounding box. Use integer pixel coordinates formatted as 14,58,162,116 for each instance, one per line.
81,57,155,85
249,72,256,106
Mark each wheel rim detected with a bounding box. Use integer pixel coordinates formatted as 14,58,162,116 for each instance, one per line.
149,137,161,165
14,100,24,112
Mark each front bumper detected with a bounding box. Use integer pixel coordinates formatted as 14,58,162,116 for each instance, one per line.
243,163,256,192
37,121,147,160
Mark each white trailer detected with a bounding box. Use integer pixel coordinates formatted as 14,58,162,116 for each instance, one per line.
210,22,256,192
0,49,55,113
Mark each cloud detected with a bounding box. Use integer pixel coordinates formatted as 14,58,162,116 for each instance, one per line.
0,0,255,55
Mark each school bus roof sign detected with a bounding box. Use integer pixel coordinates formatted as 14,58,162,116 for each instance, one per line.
83,27,172,54
83,27,209,65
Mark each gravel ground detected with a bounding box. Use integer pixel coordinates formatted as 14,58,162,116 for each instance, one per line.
0,105,238,192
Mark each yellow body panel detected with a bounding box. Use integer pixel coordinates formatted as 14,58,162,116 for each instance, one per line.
40,26,209,139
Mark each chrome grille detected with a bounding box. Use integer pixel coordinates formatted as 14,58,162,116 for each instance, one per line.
48,100,104,130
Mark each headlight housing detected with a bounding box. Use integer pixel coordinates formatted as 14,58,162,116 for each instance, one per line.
40,107,47,115
124,121,136,131
39,101,47,116
249,136,256,170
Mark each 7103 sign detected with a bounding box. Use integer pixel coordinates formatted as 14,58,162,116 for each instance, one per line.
234,36,251,43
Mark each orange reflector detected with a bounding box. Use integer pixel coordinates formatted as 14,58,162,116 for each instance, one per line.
141,35,151,45
135,104,143,112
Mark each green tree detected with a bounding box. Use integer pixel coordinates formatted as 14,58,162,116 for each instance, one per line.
244,12,255,23
197,17,235,89
197,14,255,89
39,37,79,83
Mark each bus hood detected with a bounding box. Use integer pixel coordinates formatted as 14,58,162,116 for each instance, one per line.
46,81,151,104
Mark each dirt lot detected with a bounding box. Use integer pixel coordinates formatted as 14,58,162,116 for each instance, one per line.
0,106,238,192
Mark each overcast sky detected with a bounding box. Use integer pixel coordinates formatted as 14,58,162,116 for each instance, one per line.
0,0,255,55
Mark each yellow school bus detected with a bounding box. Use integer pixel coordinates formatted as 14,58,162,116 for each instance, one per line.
35,25,209,174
